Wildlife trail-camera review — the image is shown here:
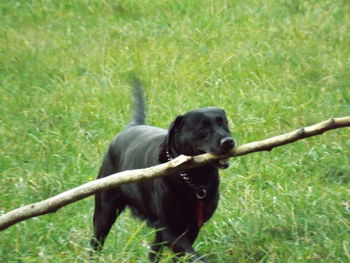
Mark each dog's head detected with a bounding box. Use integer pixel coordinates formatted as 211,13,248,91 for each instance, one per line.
167,107,236,169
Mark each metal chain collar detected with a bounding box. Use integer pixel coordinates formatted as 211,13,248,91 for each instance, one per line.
166,149,207,199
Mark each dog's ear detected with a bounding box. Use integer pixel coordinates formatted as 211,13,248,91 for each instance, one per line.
167,115,184,148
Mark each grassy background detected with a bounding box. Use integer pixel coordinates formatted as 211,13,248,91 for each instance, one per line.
1,0,349,262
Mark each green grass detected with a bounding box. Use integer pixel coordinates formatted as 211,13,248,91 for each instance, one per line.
1,0,349,262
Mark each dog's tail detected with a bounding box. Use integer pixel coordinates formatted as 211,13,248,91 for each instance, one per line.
129,78,146,126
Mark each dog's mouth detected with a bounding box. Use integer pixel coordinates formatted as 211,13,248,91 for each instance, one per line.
195,149,232,169
196,146,233,156
213,158,230,169
196,149,206,155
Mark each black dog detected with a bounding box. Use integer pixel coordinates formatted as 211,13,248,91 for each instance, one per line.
91,81,235,262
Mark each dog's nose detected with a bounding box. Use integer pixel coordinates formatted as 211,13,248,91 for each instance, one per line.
220,137,235,150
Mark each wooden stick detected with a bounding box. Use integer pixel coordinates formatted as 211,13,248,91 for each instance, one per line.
0,117,349,231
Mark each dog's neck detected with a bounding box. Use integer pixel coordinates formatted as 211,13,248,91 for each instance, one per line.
164,148,217,199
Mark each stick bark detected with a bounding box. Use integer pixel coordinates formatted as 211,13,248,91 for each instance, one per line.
1,117,349,231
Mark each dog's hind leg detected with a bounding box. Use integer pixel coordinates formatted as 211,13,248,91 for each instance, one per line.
90,189,126,251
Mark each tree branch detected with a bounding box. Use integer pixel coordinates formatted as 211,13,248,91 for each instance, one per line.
1,117,349,231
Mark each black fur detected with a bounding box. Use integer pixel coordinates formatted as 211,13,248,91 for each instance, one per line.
91,82,235,262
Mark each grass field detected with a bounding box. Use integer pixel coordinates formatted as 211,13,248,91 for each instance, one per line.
1,0,349,262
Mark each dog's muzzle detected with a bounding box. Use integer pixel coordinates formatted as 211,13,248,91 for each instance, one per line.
214,136,236,169
220,137,235,151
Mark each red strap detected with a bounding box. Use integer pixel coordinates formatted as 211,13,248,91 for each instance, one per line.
196,200,204,228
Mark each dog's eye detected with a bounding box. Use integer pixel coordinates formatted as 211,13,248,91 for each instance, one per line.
200,120,211,130
216,116,228,126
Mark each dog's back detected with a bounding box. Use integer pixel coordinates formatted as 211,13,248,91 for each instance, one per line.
110,125,166,171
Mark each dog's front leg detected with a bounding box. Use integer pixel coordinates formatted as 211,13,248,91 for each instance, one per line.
160,228,208,263
149,231,164,262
